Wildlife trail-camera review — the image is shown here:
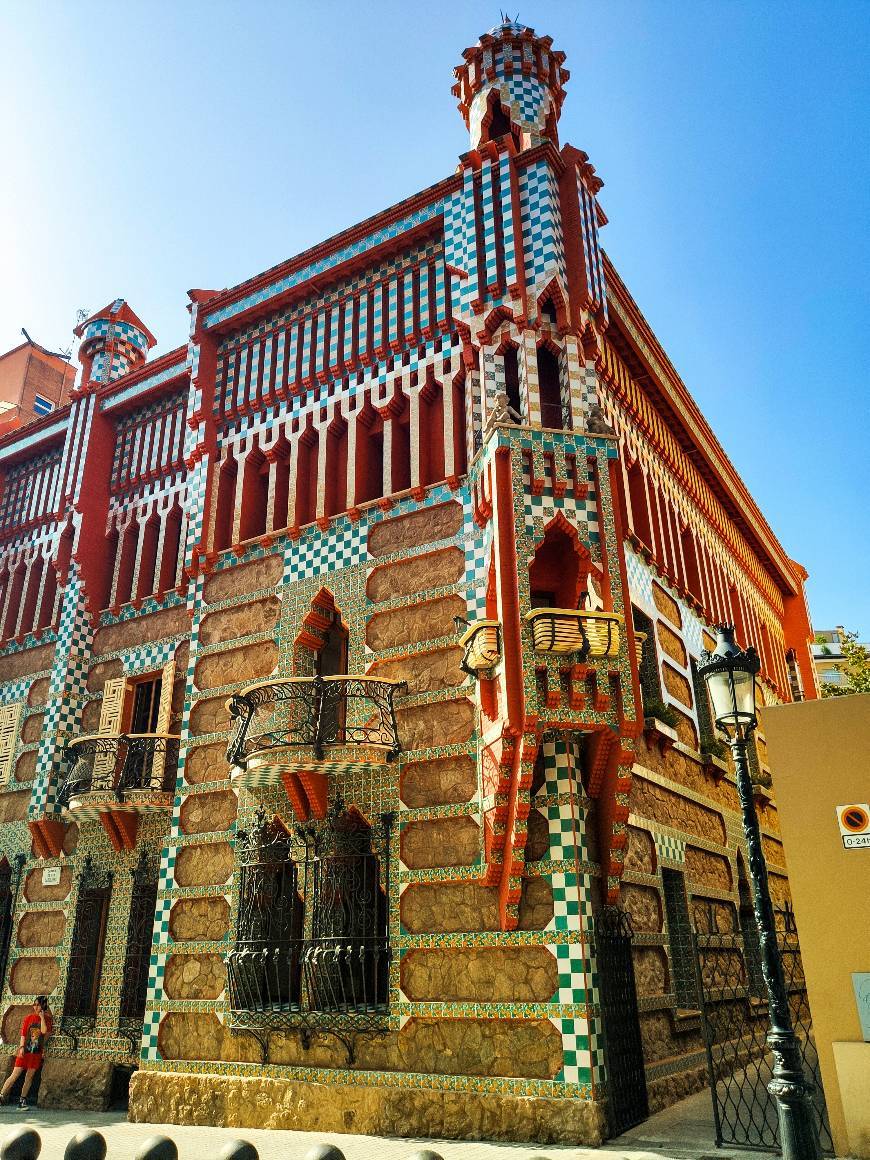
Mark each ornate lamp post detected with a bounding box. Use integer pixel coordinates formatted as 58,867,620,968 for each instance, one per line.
699,626,821,1160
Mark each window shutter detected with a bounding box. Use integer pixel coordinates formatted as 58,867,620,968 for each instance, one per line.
0,704,23,787
155,661,175,735
93,677,128,782
98,677,129,735
150,660,176,787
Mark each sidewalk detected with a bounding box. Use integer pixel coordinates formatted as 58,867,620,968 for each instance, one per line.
0,1089,776,1160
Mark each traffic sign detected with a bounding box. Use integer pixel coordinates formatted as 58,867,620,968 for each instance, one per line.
836,803,870,849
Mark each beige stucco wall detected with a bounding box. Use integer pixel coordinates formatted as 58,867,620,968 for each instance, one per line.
761,693,870,1159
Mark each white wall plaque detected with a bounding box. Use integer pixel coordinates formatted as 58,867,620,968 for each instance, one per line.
40,866,61,887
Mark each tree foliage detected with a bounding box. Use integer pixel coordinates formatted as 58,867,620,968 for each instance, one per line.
820,629,870,697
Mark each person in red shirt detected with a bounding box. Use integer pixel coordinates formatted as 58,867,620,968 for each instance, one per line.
0,997,52,1109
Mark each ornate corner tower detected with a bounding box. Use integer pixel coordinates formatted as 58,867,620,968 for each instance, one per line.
74,298,156,388
453,18,569,150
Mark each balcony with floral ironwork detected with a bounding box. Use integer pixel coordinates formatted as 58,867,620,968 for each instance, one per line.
226,676,406,820
54,733,179,848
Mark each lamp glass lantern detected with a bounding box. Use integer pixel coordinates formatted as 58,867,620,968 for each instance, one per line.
698,625,760,737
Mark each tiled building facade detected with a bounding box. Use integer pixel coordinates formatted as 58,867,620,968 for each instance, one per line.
0,21,817,1145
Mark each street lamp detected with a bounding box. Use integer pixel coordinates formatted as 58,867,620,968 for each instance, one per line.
698,625,821,1160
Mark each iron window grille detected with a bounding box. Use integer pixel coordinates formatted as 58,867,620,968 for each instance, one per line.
226,798,393,1061
632,607,667,718
0,857,22,994
62,857,113,1048
662,867,698,1011
118,849,158,1048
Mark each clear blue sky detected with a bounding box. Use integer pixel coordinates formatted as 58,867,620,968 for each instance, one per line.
1,1,867,634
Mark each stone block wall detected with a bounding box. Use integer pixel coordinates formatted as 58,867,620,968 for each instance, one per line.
623,552,791,1109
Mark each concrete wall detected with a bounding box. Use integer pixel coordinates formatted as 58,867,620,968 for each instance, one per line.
762,694,870,1159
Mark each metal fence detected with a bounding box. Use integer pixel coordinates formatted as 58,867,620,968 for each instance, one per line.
693,907,833,1154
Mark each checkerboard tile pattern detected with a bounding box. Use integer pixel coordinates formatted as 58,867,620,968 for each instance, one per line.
519,158,567,291
555,1016,593,1087
653,830,687,867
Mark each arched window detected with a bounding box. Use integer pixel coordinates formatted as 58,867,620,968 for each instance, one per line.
63,860,113,1028
627,461,654,550
228,814,304,1012
537,345,564,430
324,419,348,518
728,586,747,647
119,853,158,1030
452,375,467,475
18,559,42,637
390,396,411,495
270,443,291,531
502,347,522,421
213,456,238,553
158,503,183,595
2,564,25,639
418,378,445,487
135,515,160,601
680,526,703,604
97,528,119,613
36,559,58,631
483,91,514,143
354,404,383,506
294,428,318,527
114,521,138,607
529,520,587,609
238,449,269,542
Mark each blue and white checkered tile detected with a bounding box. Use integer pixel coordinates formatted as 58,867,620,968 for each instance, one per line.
653,830,687,867
146,952,168,1005
158,844,178,891
544,806,589,862
282,519,368,583
152,896,173,944
119,637,182,676
140,1010,162,1062
536,735,582,796
0,676,35,704
554,941,590,1005
555,1016,593,1087
625,546,654,609
549,870,594,932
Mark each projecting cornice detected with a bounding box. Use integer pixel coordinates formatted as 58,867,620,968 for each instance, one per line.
603,253,801,597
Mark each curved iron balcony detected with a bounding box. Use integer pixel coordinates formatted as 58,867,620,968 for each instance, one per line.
524,608,624,659
55,733,180,810
226,676,407,769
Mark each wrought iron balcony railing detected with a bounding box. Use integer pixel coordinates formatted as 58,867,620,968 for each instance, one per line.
55,733,180,809
226,676,406,768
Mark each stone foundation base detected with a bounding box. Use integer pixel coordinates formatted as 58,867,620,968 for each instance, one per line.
38,1059,115,1110
129,1071,606,1145
646,1063,708,1114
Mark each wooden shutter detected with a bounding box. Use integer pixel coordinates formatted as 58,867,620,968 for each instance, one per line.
98,677,128,735
0,704,23,787
150,660,176,787
93,677,128,782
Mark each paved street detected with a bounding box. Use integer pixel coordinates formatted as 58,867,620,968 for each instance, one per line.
0,1089,781,1160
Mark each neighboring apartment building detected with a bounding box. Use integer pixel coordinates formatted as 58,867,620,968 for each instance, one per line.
0,20,817,1144
0,339,76,434
811,627,864,690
